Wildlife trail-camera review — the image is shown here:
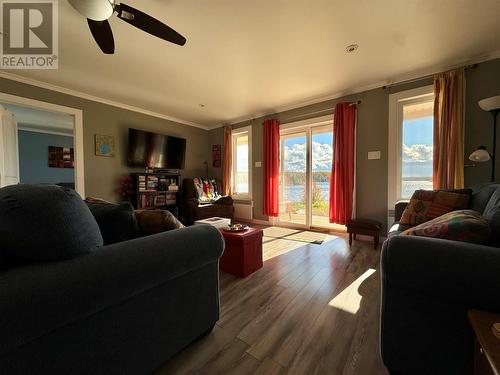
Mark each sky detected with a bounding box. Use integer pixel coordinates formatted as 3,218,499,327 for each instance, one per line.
402,116,433,178
283,132,333,172
402,117,433,163
242,117,433,178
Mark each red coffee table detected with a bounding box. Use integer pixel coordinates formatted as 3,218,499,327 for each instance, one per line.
219,227,263,278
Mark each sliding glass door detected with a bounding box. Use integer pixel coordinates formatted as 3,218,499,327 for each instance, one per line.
279,122,334,229
311,126,333,227
279,132,307,226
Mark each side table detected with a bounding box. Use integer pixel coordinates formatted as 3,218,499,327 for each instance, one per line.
468,309,500,375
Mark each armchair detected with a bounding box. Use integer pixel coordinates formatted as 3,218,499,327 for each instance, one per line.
182,178,234,225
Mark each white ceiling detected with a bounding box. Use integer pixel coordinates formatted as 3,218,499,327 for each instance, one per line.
3,0,500,129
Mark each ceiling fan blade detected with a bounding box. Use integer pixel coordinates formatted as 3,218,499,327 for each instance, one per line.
116,3,187,46
87,19,115,54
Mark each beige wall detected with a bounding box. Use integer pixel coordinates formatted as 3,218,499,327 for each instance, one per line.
465,58,500,185
0,77,210,202
208,59,500,228
3,58,499,217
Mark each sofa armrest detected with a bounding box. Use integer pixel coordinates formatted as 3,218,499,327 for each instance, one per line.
381,235,500,309
393,200,409,222
0,225,224,355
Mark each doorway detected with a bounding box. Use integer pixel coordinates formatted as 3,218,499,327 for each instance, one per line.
278,116,335,229
0,93,85,196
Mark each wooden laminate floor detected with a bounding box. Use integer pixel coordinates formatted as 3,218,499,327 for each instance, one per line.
156,227,389,375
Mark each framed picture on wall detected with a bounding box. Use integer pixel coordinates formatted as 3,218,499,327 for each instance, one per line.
48,146,74,168
212,144,221,168
95,134,115,157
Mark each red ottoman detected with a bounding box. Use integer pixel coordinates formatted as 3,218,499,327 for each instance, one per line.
219,227,263,278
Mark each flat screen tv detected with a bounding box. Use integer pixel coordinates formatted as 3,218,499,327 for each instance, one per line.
128,128,186,169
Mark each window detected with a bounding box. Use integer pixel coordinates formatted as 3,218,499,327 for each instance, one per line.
401,100,434,198
232,126,252,198
388,86,434,220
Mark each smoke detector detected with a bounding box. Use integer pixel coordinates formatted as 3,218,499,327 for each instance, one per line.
345,44,359,53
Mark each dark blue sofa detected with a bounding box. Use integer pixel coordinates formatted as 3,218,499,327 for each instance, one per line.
0,185,225,375
380,184,500,374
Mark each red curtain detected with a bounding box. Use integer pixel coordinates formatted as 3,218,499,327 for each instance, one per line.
329,102,356,224
263,119,280,217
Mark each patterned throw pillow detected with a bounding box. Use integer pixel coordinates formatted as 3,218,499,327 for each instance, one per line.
400,190,471,226
134,209,184,235
401,210,490,244
193,178,222,203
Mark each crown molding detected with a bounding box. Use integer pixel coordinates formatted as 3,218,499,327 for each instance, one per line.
0,71,209,130
214,50,500,129
3,49,500,132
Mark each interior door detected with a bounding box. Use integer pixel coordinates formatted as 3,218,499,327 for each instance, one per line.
0,106,20,187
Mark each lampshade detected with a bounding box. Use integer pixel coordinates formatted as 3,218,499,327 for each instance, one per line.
478,95,500,112
469,146,491,162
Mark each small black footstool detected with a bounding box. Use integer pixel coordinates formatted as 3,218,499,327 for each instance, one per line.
346,219,382,249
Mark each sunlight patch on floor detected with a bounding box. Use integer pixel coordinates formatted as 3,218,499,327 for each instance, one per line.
262,238,305,261
328,268,376,314
285,231,338,244
263,227,301,238
262,227,340,261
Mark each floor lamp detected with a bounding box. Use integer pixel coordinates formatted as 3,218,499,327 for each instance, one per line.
469,95,500,182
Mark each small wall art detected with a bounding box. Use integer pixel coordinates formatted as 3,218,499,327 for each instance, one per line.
48,146,74,168
212,144,221,168
95,134,115,157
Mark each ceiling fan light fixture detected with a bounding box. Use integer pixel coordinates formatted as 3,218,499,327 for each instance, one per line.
68,0,115,21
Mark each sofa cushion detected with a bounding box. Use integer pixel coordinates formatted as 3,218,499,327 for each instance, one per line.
0,185,103,267
85,199,139,245
401,210,490,245
470,183,500,214
400,189,471,226
481,187,500,246
135,209,184,235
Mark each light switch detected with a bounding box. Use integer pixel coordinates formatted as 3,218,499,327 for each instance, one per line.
368,151,381,160
255,161,262,168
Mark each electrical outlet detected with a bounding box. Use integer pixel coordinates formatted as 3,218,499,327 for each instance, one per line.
368,151,381,160
255,161,262,168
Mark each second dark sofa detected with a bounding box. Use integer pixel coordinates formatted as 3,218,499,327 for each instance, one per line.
380,184,500,374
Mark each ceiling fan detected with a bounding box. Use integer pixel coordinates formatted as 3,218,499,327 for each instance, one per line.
68,0,187,54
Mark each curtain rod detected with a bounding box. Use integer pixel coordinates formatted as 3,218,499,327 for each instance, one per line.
283,100,361,122
382,64,478,90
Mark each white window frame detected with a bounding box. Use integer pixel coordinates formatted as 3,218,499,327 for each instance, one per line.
388,85,434,224
231,125,252,200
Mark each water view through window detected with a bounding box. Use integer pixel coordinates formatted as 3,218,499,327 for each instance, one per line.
401,100,434,198
279,125,333,228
